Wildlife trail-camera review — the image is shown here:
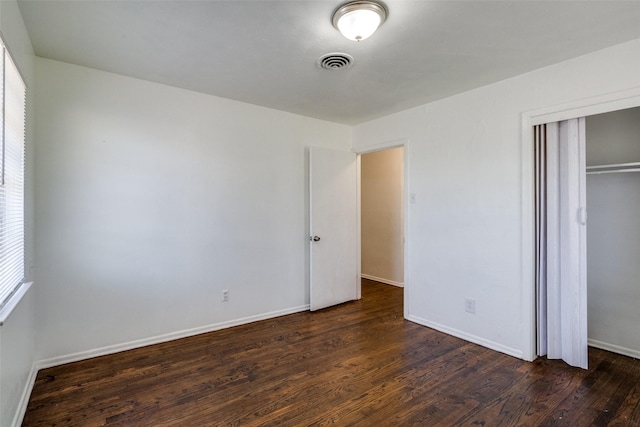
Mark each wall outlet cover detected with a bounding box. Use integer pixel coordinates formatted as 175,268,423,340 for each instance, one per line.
465,298,476,314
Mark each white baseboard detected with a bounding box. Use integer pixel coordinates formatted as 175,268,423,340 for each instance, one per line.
12,363,38,427
361,274,404,287
36,304,310,370
406,314,523,360
589,338,640,360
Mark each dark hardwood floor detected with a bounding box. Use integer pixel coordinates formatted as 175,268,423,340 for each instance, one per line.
24,280,640,426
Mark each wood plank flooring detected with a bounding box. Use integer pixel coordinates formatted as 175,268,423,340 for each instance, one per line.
23,280,640,426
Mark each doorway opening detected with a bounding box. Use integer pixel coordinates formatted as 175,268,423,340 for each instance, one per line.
360,146,405,313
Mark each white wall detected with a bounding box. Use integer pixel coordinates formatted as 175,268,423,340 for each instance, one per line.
353,38,640,359
586,108,640,357
361,148,404,286
34,58,351,363
0,1,37,426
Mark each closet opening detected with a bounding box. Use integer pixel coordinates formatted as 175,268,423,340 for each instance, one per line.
533,106,640,367
584,107,640,360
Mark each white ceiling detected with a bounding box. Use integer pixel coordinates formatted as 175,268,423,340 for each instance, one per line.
17,0,640,125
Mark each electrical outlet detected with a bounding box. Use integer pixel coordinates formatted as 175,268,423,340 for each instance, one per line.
465,298,476,314
222,289,229,302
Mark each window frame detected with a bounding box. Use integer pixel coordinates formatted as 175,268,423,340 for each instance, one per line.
0,36,27,324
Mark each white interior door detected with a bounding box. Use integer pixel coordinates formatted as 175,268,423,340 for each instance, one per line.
309,147,358,311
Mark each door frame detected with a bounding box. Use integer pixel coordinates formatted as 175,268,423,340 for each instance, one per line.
353,139,410,318
521,87,640,362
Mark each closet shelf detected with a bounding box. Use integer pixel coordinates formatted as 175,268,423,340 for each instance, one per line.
586,161,640,175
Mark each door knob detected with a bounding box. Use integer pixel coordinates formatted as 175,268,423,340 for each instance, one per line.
310,236,321,242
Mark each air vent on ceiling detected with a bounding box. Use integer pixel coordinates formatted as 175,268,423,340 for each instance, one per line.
317,53,354,70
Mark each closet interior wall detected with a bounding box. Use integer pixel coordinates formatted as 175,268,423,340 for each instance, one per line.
585,107,640,358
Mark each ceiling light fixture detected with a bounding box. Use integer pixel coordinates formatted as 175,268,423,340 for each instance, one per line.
332,1,387,42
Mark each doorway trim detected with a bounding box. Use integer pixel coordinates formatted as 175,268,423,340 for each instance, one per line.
353,138,409,318
521,86,640,361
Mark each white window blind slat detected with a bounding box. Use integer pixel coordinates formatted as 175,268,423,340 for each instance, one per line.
0,41,26,311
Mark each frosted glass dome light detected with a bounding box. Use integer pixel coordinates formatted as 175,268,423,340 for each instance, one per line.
332,1,387,42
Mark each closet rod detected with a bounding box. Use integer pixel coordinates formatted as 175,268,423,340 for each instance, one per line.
586,168,640,175
586,161,640,170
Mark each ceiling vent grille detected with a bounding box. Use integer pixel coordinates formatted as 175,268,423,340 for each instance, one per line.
318,53,354,70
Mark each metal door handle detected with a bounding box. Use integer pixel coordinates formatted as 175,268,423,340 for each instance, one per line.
310,236,321,242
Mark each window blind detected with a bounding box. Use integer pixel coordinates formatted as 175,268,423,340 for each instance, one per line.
0,41,26,311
